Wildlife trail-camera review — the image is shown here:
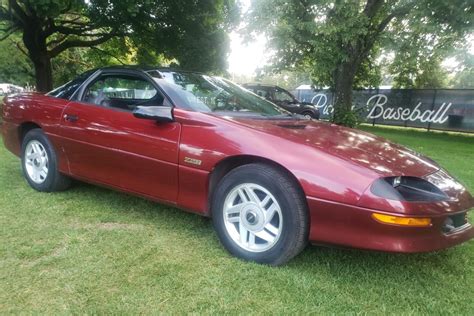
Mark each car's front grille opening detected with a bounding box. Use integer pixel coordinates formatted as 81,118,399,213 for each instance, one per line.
442,212,470,234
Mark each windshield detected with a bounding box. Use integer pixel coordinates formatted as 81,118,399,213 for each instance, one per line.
149,70,291,117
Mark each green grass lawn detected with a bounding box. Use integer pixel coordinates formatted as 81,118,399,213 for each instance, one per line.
1,126,473,314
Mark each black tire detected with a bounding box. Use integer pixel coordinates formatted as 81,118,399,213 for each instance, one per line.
212,163,309,266
302,111,316,119
21,128,71,192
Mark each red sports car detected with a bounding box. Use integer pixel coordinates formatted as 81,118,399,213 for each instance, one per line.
2,67,473,265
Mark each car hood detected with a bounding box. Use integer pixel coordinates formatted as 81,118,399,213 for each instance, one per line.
228,117,439,177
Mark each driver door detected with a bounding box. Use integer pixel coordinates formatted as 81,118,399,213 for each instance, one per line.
59,70,180,203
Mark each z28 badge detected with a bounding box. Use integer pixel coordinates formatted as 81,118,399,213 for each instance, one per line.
184,157,202,166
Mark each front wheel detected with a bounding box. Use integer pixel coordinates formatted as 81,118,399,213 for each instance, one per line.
21,128,71,192
212,163,309,265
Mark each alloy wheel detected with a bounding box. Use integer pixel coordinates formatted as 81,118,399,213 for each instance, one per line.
24,140,49,184
223,183,283,252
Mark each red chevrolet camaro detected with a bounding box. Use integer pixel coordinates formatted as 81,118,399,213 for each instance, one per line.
2,67,473,265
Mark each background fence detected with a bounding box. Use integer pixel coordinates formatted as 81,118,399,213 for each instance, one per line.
294,89,474,133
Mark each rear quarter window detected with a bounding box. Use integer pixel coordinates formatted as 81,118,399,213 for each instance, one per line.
47,70,94,100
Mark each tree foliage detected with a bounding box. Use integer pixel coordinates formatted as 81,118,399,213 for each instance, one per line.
0,0,238,91
385,1,472,89
450,52,474,89
246,0,473,126
253,69,312,90
0,35,34,86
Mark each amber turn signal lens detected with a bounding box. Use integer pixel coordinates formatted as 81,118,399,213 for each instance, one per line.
372,213,432,227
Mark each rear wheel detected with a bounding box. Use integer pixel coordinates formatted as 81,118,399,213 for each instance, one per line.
212,163,309,265
302,111,315,119
21,128,71,192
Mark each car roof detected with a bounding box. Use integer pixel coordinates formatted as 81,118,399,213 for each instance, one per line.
94,65,204,75
74,66,204,81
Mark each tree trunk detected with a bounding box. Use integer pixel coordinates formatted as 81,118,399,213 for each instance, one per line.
32,53,53,92
332,60,357,126
22,25,54,92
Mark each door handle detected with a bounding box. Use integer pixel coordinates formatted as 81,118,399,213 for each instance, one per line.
64,114,78,122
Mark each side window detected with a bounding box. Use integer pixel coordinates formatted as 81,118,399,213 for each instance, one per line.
254,88,271,99
83,74,161,110
273,89,294,103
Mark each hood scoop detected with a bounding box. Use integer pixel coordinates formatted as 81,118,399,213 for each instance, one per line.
276,124,307,130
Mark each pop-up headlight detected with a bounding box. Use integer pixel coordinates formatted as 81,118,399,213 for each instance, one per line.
371,176,448,202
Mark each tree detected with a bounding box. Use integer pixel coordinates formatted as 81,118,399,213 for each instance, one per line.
246,0,473,126
252,69,311,90
0,0,122,91
385,2,472,89
0,0,238,91
129,0,238,75
449,52,474,88
0,35,34,86
391,56,449,89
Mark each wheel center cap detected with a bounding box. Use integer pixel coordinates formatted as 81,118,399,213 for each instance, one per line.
241,204,265,231
246,212,257,225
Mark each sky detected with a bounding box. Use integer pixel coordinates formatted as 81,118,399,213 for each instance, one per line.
227,1,474,76
228,32,268,76
227,0,269,76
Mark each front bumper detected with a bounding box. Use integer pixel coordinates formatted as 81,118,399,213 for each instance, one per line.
307,196,474,253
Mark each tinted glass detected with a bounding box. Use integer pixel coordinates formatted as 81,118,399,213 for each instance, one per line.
253,88,271,99
274,89,294,102
151,71,290,117
48,70,94,100
85,75,157,102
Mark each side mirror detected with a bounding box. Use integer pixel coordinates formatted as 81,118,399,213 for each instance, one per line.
133,106,174,123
